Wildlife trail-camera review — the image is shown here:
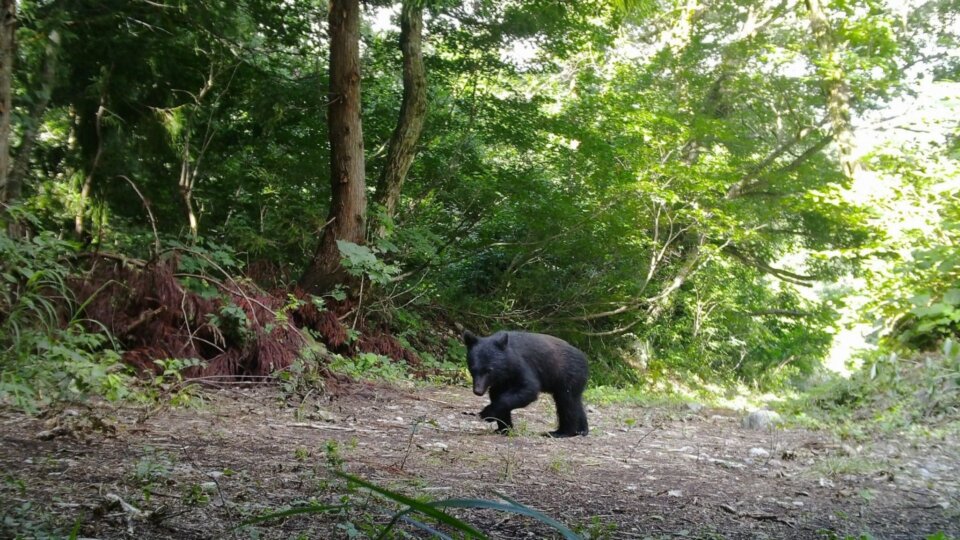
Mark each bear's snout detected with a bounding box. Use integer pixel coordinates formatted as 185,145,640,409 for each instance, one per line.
472,375,489,396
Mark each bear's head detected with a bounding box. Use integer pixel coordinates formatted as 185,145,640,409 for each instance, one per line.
463,330,509,396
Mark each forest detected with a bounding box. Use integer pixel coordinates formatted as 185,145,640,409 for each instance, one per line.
1,0,959,538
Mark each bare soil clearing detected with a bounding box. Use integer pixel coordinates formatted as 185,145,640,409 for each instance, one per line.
1,382,958,539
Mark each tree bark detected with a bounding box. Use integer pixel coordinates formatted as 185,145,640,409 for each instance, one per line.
75,86,107,237
373,0,426,240
805,0,857,178
9,29,58,195
0,0,15,207
300,0,367,294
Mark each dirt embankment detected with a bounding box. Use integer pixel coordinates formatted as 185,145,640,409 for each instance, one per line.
1,383,958,539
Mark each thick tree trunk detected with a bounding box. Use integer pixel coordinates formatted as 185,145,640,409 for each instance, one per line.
300,0,367,294
805,0,857,178
373,0,426,240
0,0,15,207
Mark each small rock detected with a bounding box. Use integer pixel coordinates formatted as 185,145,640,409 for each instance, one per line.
201,482,218,492
312,409,337,422
686,402,705,413
749,447,771,458
741,410,782,430
840,443,860,456
667,489,683,497
421,442,448,452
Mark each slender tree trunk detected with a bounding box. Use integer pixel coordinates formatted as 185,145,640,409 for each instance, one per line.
9,29,58,192
0,0,16,207
300,0,367,294
177,67,216,240
75,92,106,237
178,137,199,238
805,0,857,178
373,0,426,240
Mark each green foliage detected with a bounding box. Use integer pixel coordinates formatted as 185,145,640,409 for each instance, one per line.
132,446,175,502
242,470,583,540
874,191,960,348
0,500,79,540
783,340,960,438
330,352,410,383
5,0,959,394
276,343,329,401
336,240,400,286
0,225,132,412
145,358,206,408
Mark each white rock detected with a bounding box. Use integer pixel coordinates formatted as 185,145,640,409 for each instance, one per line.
741,410,782,430
749,447,771,458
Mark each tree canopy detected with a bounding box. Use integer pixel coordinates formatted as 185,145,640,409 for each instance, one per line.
1,0,958,395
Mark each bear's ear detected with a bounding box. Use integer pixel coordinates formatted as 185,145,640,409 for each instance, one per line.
463,330,478,348
493,332,508,350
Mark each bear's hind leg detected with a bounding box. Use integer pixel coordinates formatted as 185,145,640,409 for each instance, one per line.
548,390,588,437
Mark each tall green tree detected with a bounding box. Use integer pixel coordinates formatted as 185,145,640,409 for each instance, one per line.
373,0,427,240
300,0,367,293
0,0,15,208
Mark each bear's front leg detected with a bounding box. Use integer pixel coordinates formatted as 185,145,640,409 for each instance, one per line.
481,386,538,435
479,403,513,433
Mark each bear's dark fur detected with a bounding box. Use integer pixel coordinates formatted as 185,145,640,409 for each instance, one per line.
463,330,589,437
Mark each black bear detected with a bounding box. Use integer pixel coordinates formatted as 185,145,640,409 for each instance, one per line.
463,330,589,437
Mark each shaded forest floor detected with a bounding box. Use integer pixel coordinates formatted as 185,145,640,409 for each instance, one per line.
1,382,958,539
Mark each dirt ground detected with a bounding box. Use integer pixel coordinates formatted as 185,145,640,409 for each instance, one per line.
1,381,958,539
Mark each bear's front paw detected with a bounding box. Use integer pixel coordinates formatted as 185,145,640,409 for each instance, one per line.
479,406,495,421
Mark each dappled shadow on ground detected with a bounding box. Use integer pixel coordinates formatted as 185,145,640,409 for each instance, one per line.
1,382,957,539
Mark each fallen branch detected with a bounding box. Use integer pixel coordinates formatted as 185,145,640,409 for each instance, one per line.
717,503,795,527
282,422,357,432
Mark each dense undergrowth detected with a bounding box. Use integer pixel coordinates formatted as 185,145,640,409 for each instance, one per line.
0,220,465,412
783,342,960,440
3,214,959,445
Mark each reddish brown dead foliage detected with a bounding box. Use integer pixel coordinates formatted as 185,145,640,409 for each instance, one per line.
74,255,304,378
288,290,422,367
288,288,350,348
71,256,423,380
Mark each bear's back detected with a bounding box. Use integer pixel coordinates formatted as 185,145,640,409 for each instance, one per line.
507,332,588,393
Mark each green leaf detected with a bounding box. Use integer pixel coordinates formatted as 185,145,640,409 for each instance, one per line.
942,288,960,306
332,470,487,540
911,303,951,318
431,497,582,540
238,504,346,526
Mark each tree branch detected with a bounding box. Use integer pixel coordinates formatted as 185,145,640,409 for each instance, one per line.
723,244,815,286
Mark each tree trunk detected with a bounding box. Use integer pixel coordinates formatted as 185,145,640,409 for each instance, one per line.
75,91,106,237
0,0,15,207
300,0,367,294
373,0,426,240
9,29,58,194
805,0,857,178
